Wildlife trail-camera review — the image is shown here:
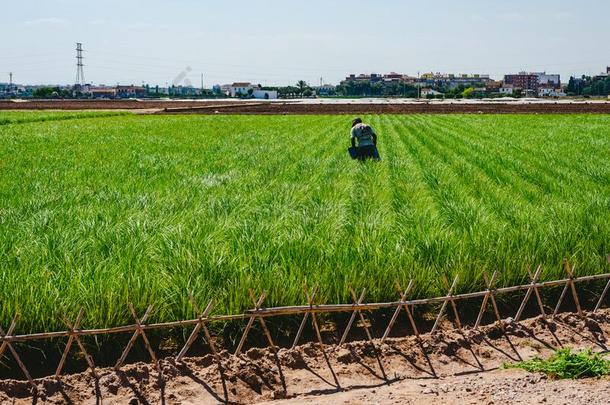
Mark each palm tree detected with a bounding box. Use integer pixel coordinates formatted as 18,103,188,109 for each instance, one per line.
296,80,308,97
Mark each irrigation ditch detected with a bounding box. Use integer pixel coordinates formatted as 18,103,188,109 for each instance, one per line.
0,262,609,397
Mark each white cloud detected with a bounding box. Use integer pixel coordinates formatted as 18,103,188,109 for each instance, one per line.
89,19,108,25
24,17,68,26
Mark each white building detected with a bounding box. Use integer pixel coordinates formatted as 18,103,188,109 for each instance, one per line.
538,86,555,97
316,84,336,95
420,88,443,97
534,72,561,87
499,84,515,95
252,89,278,99
229,82,253,97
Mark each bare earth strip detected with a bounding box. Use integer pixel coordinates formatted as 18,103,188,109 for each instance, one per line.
2,99,610,114
1,310,609,404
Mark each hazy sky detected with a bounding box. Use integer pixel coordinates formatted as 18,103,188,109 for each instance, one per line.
2,0,609,86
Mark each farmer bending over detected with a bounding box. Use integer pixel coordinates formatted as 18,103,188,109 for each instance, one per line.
350,117,380,161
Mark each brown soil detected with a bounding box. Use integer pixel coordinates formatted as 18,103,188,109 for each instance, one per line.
2,99,610,114
1,310,609,404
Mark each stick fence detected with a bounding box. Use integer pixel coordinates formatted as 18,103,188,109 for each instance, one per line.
1,265,610,395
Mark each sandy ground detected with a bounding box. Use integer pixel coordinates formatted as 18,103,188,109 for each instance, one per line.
0,309,609,404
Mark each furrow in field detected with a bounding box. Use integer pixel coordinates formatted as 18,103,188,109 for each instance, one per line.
432,115,608,190
375,115,451,297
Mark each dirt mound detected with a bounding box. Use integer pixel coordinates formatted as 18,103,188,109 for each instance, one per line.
0,309,608,404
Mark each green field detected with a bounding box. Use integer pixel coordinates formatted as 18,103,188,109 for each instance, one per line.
1,112,609,333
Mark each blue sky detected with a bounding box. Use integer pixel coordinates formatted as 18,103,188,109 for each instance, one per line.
2,0,609,86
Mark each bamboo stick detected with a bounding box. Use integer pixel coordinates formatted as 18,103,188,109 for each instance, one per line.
56,308,85,378
565,264,583,316
347,286,387,381
431,275,459,333
59,309,98,379
305,287,341,388
114,304,153,370
0,314,19,360
235,293,266,355
553,282,570,316
515,265,543,322
594,279,610,312
176,297,215,362
0,315,35,390
445,276,463,330
475,271,498,329
381,280,414,343
528,266,547,318
248,289,276,351
339,288,367,345
292,286,318,349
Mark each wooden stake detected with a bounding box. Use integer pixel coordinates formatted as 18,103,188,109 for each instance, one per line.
553,282,570,316
292,286,318,349
339,287,368,345
475,271,498,329
553,262,583,317
566,263,583,316
0,314,19,360
248,289,277,351
304,286,341,388
444,275,463,330
390,281,437,378
515,265,543,322
56,308,98,379
177,296,230,402
594,278,610,312
176,297,215,362
431,275,459,333
114,304,156,370
482,271,504,328
0,314,36,391
235,292,267,355
528,266,547,319
381,280,414,343
345,286,387,380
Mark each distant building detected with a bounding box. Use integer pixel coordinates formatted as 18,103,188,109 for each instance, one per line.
419,72,491,89
229,82,252,97
170,86,202,97
90,86,117,99
315,84,336,96
504,72,539,91
535,72,561,87
116,85,147,98
382,72,418,83
252,89,278,99
344,73,384,83
219,84,232,95
538,85,555,97
499,84,516,95
420,88,443,97
485,80,503,91
504,72,560,92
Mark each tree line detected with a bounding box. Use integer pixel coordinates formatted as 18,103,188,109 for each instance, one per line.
567,75,610,96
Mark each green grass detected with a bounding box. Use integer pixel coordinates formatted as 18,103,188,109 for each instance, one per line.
0,110,129,125
505,348,610,379
0,112,609,333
